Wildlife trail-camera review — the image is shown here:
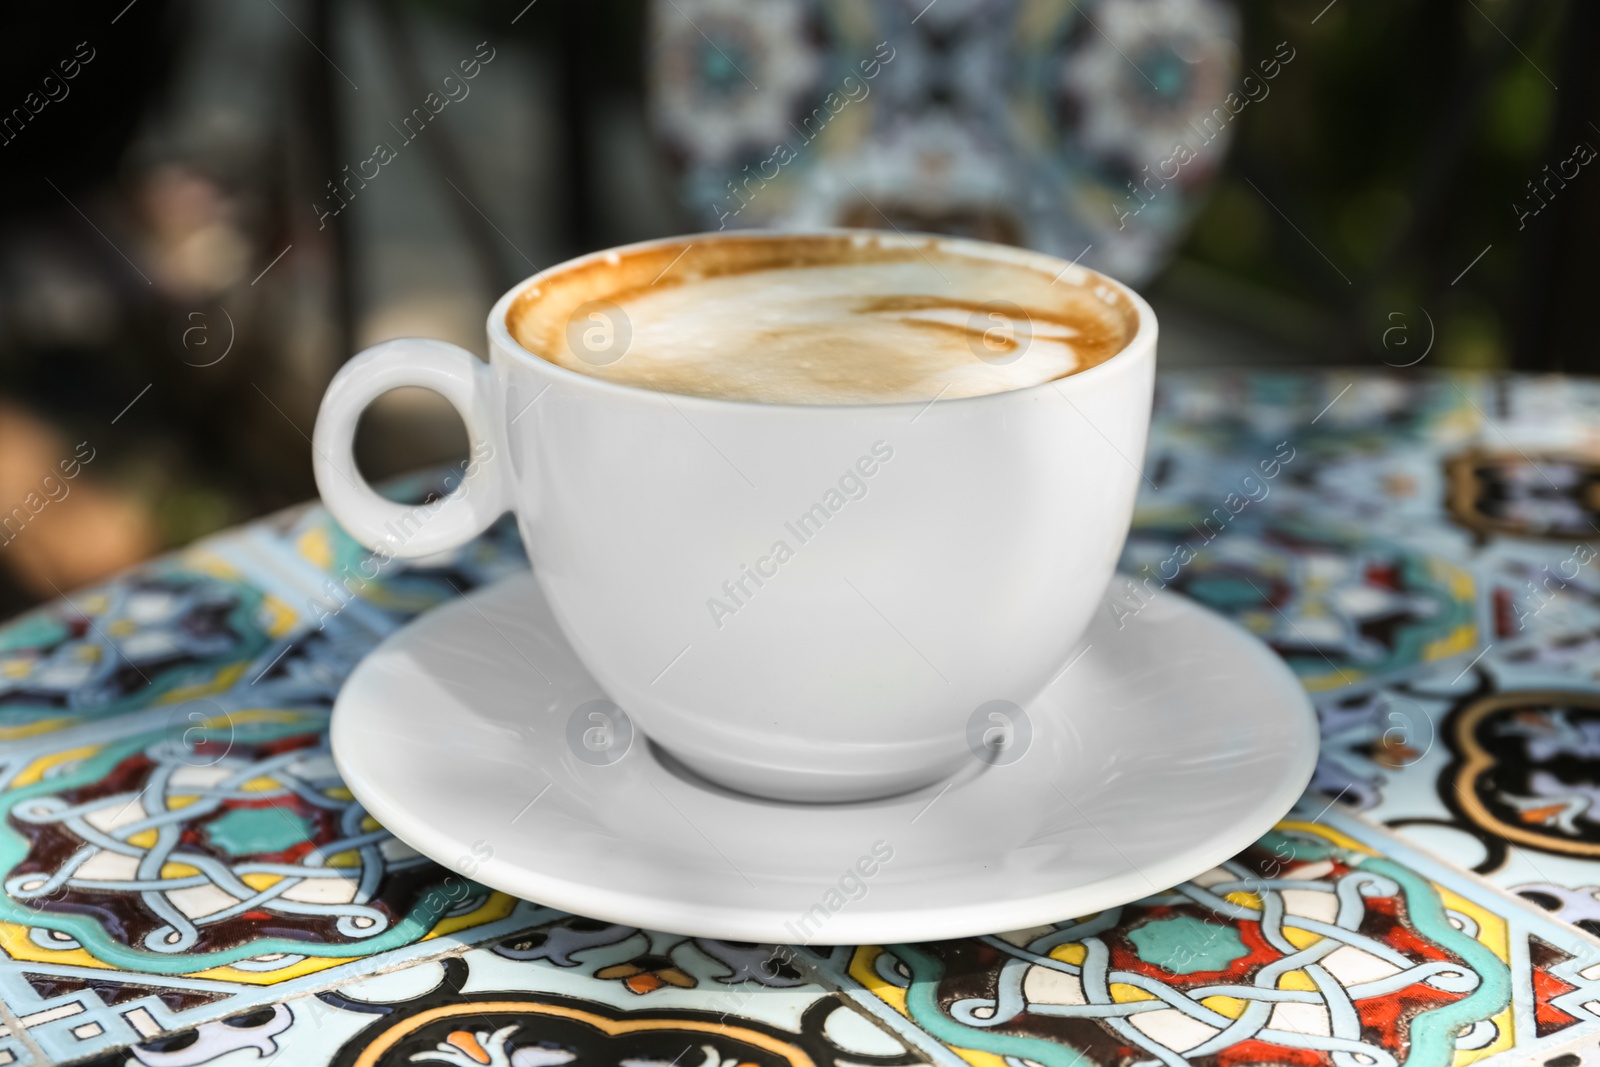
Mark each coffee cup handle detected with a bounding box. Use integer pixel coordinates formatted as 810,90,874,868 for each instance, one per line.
312,338,511,559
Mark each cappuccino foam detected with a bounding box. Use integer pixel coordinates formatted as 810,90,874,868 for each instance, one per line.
509,234,1137,405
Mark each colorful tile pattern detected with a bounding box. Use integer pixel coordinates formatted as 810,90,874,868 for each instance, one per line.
0,552,292,742
647,0,1241,283
808,807,1600,1067
6,371,1600,1067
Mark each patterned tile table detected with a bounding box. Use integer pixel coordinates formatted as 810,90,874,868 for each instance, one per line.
3,370,1600,1066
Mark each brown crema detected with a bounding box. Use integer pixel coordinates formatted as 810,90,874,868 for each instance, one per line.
507,232,1140,405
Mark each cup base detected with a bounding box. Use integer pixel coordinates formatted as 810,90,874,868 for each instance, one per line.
652,739,968,805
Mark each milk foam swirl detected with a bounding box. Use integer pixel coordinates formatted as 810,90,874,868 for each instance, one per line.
509,233,1138,405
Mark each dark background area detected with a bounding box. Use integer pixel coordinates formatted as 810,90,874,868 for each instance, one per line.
0,0,1593,618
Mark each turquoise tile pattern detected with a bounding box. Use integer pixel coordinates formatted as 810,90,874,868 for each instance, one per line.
2,372,1599,1066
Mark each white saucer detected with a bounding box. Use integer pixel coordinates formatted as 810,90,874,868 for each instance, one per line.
331,572,1317,944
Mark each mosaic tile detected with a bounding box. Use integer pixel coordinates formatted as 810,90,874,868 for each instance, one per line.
74,915,930,1067
9,369,1600,1066
0,543,304,743
0,702,554,1063
811,804,1600,1067
246,469,530,638
1306,639,1600,905
1118,513,1482,693
1443,451,1600,546
648,0,1235,280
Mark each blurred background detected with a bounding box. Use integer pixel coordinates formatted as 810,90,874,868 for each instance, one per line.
0,0,1594,615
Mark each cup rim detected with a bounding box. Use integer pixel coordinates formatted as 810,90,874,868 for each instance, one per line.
487,227,1158,413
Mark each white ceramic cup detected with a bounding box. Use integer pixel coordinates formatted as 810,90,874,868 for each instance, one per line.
312,230,1156,803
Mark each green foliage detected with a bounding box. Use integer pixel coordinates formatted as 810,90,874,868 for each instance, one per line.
1168,0,1570,369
